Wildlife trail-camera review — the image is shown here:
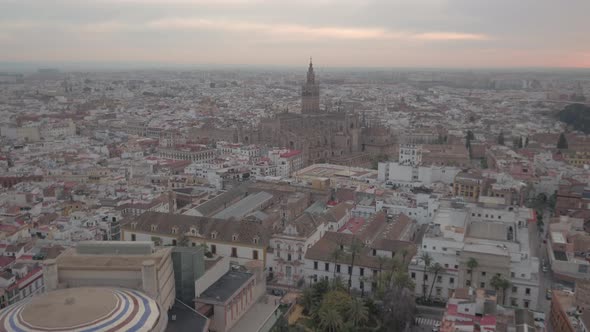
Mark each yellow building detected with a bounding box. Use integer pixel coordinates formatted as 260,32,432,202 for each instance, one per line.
564,151,590,167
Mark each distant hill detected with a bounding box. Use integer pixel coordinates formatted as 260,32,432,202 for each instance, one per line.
558,103,590,134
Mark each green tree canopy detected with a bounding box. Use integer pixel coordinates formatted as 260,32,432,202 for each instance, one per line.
557,132,569,149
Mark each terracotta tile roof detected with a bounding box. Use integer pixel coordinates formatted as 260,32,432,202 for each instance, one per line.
123,211,270,247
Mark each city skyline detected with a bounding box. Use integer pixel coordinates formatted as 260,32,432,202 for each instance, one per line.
1,0,589,69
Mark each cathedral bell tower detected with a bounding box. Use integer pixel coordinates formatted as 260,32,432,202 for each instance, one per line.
301,58,320,114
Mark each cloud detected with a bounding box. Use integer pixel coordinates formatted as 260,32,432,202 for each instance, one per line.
146,17,487,41
414,32,490,41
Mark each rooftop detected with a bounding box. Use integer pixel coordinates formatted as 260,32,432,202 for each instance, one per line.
213,191,273,220
0,287,160,331
197,270,254,304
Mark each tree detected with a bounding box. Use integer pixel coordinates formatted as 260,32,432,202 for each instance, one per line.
419,252,432,298
401,248,409,265
465,130,474,148
428,263,444,300
301,287,317,315
346,298,368,327
481,158,488,169
322,290,352,315
380,286,416,332
177,233,190,247
497,132,505,145
387,257,402,290
330,248,343,280
392,270,415,290
557,132,568,149
347,238,364,293
376,255,389,291
466,258,479,287
490,274,511,305
318,306,344,332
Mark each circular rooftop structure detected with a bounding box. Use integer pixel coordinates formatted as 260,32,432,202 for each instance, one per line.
0,287,161,332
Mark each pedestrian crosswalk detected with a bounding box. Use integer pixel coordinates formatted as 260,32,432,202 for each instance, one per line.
415,317,440,327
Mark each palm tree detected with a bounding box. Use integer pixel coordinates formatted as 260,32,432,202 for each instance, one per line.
392,270,415,290
347,238,364,293
346,298,369,327
428,263,444,300
419,252,432,299
401,248,409,265
490,274,511,305
387,257,402,289
330,248,343,280
500,279,511,306
376,255,389,291
466,257,479,287
318,306,344,332
301,287,316,315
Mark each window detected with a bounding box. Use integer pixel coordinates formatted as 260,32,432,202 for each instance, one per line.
466,280,471,286
253,250,259,260
232,234,238,241
336,264,341,273
525,288,530,295
442,248,447,252
172,239,177,246
436,288,442,296
524,301,529,308
449,277,454,284
287,254,292,261
231,247,237,257
480,282,485,288
151,224,158,231
511,272,515,278
131,234,136,241
171,227,178,234
211,232,217,239
253,237,259,245
360,281,364,289
481,271,486,277
211,244,216,254
411,272,416,279
314,261,318,270
325,263,329,271
190,228,197,235
348,266,352,275
372,249,377,256
437,276,442,283
424,274,428,281
444,264,449,268
360,268,364,276
512,286,517,293
192,242,196,247
454,265,458,269
511,298,518,306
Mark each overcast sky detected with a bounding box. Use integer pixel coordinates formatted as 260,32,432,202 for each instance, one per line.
1,0,589,68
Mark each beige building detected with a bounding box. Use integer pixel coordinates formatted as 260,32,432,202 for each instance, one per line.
44,241,175,311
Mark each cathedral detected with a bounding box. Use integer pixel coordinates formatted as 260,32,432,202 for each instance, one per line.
233,60,397,167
